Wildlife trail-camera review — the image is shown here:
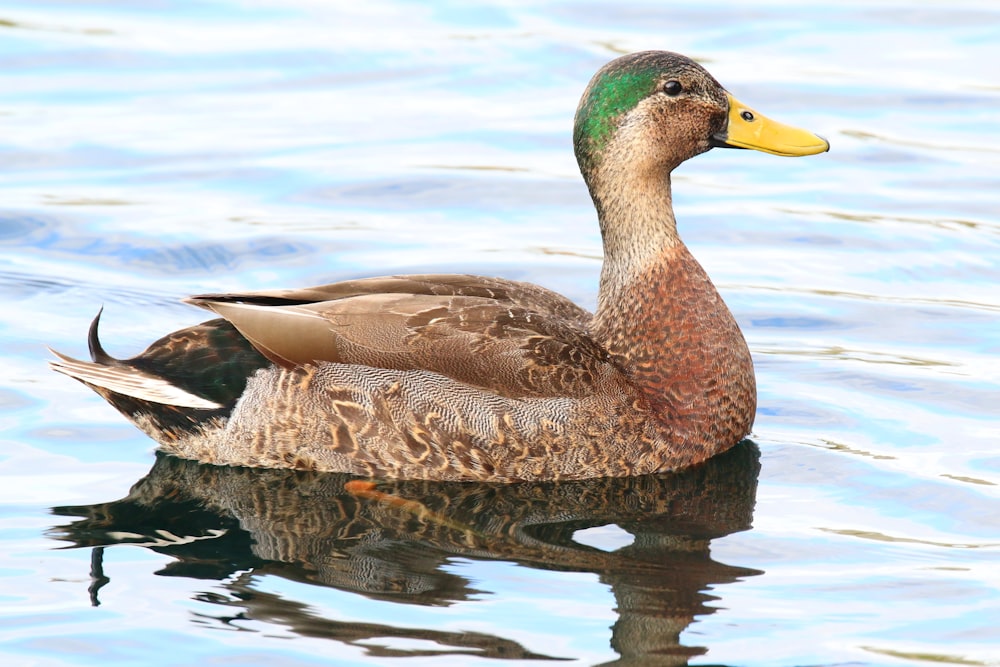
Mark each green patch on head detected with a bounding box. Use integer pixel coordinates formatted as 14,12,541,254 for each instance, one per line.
574,66,660,161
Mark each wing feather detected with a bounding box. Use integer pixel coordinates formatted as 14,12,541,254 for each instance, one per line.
191,277,611,400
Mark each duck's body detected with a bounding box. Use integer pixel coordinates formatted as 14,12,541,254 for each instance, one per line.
51,51,828,481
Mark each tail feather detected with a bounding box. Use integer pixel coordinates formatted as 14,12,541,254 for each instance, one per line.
50,309,224,410
50,308,272,441
49,349,222,410
86,307,116,365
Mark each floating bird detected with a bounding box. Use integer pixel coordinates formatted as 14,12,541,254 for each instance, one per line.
51,51,828,481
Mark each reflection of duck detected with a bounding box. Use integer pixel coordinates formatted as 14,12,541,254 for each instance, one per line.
50,51,827,481
51,441,761,664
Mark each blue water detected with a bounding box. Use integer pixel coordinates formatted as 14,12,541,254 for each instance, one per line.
2,1,998,665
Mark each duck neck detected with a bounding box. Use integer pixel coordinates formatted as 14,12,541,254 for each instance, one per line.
592,171,682,296
588,169,756,434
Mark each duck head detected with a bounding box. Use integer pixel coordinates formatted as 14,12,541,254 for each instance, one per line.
573,50,829,179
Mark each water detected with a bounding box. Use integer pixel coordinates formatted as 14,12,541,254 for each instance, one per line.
1,1,998,665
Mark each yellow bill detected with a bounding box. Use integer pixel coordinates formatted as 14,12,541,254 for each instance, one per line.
717,92,829,157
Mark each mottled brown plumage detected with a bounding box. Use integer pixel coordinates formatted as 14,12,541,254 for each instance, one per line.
49,50,828,481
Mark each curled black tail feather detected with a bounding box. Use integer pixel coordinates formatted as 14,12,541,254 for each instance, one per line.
87,307,117,365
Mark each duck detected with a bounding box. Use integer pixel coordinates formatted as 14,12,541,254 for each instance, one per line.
50,50,828,482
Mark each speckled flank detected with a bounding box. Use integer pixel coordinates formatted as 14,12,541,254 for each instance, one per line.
49,50,825,481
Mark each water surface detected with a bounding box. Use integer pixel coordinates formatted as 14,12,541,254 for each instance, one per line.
1,1,998,665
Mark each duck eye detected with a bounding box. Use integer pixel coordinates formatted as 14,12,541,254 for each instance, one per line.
662,80,683,96
741,110,755,122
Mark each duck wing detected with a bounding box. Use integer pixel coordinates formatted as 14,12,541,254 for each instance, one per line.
188,274,591,323
187,274,610,400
